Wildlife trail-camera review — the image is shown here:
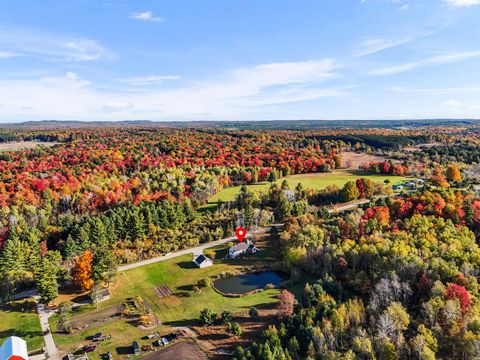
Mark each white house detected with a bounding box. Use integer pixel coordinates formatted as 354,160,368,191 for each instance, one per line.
192,254,213,268
0,336,28,360
227,239,258,259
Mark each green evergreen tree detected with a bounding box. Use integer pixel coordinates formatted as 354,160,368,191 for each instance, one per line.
92,247,118,282
35,257,58,304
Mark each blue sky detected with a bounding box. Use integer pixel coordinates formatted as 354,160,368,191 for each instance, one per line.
0,0,479,121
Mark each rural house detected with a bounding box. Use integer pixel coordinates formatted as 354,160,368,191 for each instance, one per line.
192,254,213,268
227,239,258,259
0,336,28,360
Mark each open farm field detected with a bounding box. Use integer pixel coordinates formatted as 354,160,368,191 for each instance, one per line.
0,141,59,151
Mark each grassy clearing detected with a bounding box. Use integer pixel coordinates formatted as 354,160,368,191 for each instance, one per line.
0,141,59,152
200,169,409,211
51,243,280,359
0,298,44,351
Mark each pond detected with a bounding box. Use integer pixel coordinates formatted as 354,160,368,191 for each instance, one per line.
213,271,286,295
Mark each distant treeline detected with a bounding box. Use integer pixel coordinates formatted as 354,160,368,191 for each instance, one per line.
3,119,480,130
309,134,432,149
0,131,65,143
416,144,480,164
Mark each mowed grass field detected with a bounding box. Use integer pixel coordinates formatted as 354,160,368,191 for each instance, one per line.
0,298,44,351
50,245,280,359
200,169,409,211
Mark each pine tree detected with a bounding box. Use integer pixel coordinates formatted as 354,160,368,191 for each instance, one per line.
91,219,108,247
0,236,25,273
35,257,58,304
92,246,117,282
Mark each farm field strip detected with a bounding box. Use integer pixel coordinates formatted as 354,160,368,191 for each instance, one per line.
200,169,409,210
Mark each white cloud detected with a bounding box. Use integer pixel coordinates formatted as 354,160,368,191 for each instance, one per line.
371,51,480,75
354,37,411,57
0,60,341,120
0,26,112,62
0,51,19,59
103,101,133,111
399,4,410,10
130,11,164,22
124,75,181,86
442,99,462,107
444,0,480,7
391,85,480,94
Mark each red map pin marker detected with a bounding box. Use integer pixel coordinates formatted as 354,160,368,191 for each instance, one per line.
236,227,247,242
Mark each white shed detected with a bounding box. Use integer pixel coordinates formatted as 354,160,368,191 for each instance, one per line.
192,254,213,268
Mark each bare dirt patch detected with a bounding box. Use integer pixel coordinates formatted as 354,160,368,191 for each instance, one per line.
153,285,173,298
71,304,121,330
140,340,208,360
192,305,279,357
340,151,389,169
0,141,59,151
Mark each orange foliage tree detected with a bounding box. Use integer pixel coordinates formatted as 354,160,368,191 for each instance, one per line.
446,164,462,182
431,168,449,188
72,250,94,291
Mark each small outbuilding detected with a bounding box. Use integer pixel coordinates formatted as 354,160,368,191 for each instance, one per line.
0,336,29,360
192,254,213,268
89,288,110,303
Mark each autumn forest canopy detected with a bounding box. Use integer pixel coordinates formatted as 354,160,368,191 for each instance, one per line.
2,121,480,359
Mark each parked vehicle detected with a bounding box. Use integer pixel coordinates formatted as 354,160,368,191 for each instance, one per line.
146,332,160,339
83,345,97,353
132,341,140,354
102,353,113,360
153,340,163,347
94,335,112,342
88,332,102,340
161,337,170,346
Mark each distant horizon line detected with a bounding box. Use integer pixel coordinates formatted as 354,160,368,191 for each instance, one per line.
1,118,480,125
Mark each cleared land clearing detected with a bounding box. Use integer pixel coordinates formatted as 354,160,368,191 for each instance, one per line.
193,305,278,356
0,298,44,351
140,340,207,360
340,151,391,168
0,141,59,151
200,169,408,211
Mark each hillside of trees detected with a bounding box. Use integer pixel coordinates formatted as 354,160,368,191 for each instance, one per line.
234,183,480,359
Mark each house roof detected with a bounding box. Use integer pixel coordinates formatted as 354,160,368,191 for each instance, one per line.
193,254,211,265
0,336,28,360
230,242,250,252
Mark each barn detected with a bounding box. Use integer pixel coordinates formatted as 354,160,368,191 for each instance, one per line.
0,336,29,360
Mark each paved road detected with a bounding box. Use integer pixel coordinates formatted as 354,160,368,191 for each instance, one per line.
117,225,283,272
116,200,366,274
34,296,59,360
12,288,39,300
8,197,374,360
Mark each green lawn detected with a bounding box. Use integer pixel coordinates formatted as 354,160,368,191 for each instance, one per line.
0,298,44,351
51,248,280,358
200,169,409,211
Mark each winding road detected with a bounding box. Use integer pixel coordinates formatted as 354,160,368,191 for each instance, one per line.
12,198,370,359
117,225,283,272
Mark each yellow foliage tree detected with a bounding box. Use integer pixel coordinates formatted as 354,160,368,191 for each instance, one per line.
446,165,462,182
